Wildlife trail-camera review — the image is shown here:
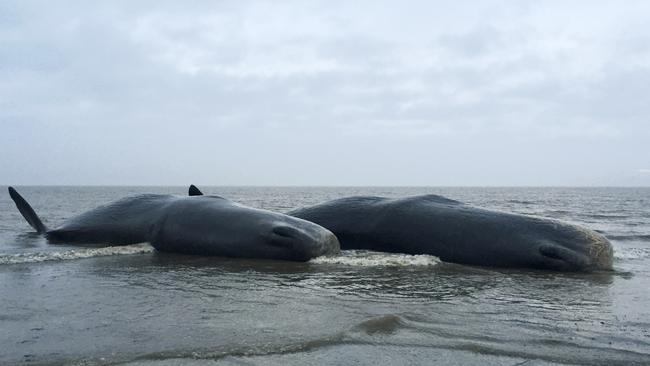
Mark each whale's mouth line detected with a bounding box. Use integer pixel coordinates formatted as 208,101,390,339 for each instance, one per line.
265,225,304,249
539,246,563,261
264,225,340,261
265,226,320,262
538,244,590,270
266,235,295,249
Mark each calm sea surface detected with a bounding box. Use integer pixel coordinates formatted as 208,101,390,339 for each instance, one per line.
1,186,649,365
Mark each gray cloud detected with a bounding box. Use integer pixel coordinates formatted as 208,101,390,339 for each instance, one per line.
1,0,649,185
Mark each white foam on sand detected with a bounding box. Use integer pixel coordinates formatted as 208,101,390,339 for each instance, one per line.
0,243,154,265
310,250,440,267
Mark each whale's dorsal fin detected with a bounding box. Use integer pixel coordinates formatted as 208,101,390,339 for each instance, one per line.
189,184,204,196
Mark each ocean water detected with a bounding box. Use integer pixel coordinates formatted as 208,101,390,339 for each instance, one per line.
0,186,649,365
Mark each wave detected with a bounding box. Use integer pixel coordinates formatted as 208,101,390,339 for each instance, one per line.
506,200,536,205
0,243,154,265
310,250,440,267
350,314,406,334
115,312,650,366
587,214,629,219
607,234,650,242
116,315,407,365
614,247,650,260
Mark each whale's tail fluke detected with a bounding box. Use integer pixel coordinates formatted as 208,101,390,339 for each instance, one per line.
188,184,204,196
8,187,47,234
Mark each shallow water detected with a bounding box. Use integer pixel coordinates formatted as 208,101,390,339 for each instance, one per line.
1,186,649,365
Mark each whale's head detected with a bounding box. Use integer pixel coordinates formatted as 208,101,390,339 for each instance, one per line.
153,196,340,262
216,201,341,261
537,235,613,271
221,208,341,261
532,224,614,271
262,219,341,261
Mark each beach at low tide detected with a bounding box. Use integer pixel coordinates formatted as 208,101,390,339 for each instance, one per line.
1,186,649,365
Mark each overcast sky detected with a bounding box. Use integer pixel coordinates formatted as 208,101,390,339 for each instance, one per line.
2,1,649,186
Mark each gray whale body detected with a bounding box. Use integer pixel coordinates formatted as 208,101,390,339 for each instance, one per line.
288,194,613,271
8,187,339,261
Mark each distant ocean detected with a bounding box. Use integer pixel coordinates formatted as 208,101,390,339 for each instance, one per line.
1,186,649,365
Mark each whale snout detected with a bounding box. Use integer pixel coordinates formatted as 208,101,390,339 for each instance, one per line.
538,235,613,271
584,233,614,270
267,224,340,261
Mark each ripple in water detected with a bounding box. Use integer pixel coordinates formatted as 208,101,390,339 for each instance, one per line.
614,247,650,260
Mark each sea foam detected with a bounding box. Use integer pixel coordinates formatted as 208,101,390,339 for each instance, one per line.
310,250,440,267
0,243,154,265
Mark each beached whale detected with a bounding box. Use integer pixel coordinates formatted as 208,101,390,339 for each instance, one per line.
8,187,339,261
284,194,613,271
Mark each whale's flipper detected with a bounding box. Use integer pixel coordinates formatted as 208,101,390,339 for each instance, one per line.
189,184,204,196
8,187,48,234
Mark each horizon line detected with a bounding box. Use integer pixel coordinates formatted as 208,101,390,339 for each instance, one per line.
2,184,649,188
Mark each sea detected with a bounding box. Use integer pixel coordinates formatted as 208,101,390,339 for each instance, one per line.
0,186,649,365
